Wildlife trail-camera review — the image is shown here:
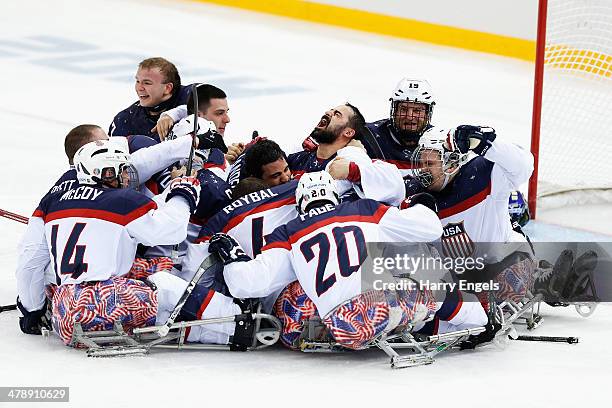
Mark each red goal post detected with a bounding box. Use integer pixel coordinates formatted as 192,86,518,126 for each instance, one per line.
528,0,612,218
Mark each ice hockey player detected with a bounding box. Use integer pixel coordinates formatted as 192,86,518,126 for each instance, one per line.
301,78,434,178
239,139,292,187
153,84,231,139
109,57,192,141
409,126,535,308
16,140,251,348
287,103,370,177
207,171,445,350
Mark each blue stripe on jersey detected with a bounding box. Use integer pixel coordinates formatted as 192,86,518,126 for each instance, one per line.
197,180,298,241
37,185,155,222
193,169,231,222
434,157,494,212
404,157,494,213
35,169,79,215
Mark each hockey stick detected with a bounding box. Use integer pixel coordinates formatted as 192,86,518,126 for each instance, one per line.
513,335,579,344
157,253,220,337
0,209,28,312
0,304,17,313
170,84,200,263
186,83,199,175
0,208,28,224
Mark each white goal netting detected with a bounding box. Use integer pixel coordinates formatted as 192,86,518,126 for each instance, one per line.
537,0,612,206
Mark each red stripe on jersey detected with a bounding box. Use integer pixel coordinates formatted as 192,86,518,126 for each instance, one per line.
262,204,390,251
43,201,158,226
204,161,227,171
32,209,44,218
385,159,415,169
261,240,291,251
196,290,216,319
223,196,296,233
438,183,491,219
145,179,159,195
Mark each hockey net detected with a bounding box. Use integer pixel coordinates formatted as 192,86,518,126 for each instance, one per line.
530,0,612,212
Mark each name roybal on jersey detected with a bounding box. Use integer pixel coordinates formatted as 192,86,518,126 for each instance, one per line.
442,221,476,259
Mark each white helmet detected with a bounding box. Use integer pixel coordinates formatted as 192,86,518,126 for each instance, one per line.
168,114,216,139
295,171,340,214
411,128,469,189
390,78,436,144
73,139,138,189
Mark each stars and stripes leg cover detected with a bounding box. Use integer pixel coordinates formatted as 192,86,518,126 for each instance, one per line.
51,277,158,346
476,258,536,307
273,281,320,350
322,290,393,350
126,256,174,280
323,289,438,350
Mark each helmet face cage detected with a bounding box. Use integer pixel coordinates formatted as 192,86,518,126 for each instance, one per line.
411,146,463,188
389,78,435,144
97,162,139,190
389,101,433,143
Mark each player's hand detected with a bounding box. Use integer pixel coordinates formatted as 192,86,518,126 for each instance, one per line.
225,143,245,164
453,125,496,155
17,298,50,335
346,139,366,151
166,176,201,212
152,114,176,141
400,192,438,213
328,157,351,180
170,165,196,178
208,233,251,265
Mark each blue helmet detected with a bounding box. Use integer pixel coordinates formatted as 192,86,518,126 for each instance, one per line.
508,190,530,227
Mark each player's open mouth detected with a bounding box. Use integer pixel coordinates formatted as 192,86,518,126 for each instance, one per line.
316,115,330,129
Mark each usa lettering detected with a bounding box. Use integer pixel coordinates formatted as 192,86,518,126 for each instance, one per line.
443,225,463,237
59,186,104,201
222,189,278,214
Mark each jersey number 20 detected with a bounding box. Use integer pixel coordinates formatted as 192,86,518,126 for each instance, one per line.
300,226,367,296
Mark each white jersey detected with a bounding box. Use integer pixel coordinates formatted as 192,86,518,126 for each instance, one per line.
223,199,442,317
408,138,534,262
180,181,298,281
16,184,191,311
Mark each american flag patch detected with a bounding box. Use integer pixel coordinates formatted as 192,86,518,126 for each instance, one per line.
442,221,476,258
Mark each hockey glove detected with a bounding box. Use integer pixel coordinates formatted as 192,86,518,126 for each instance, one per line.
208,233,251,265
400,192,438,213
453,125,496,156
17,298,51,335
166,176,201,213
197,129,228,153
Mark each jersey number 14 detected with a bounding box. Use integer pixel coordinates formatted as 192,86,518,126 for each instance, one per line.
50,223,89,283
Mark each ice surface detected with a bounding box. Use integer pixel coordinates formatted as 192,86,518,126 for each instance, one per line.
0,1,610,406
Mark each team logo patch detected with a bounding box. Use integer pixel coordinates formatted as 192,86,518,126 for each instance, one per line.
441,221,475,258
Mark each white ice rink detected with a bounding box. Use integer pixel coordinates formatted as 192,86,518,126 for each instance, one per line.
0,0,610,406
